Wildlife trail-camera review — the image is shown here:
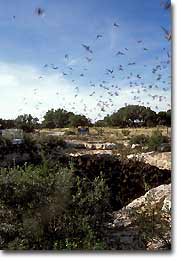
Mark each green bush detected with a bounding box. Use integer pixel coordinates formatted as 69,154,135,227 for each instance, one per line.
130,134,148,145
65,130,76,135
122,129,130,136
0,135,12,148
95,127,104,136
147,130,169,151
35,135,65,160
0,163,111,250
129,130,170,151
37,134,65,148
0,149,171,249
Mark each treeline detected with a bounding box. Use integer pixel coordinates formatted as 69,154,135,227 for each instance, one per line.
0,105,171,132
95,105,171,128
0,114,39,133
0,109,91,132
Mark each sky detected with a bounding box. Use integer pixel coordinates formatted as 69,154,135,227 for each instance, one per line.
0,0,171,122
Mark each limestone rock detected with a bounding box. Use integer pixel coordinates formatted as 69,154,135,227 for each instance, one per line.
127,152,171,170
106,184,171,250
124,183,171,213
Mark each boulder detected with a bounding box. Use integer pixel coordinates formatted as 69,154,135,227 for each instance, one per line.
123,183,171,213
106,184,171,250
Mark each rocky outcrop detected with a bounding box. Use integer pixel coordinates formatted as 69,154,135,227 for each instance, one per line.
65,140,117,150
127,152,171,170
122,183,171,213
106,184,171,250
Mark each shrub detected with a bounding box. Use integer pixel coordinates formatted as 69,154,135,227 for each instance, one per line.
37,134,65,148
0,152,171,249
129,189,171,250
129,130,170,152
0,163,111,250
122,129,130,136
0,135,12,148
65,130,76,135
36,135,66,157
130,134,148,145
68,154,171,210
147,130,169,151
95,127,104,136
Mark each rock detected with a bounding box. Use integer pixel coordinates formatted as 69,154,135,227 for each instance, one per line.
65,141,86,149
131,144,140,149
48,131,65,136
124,183,171,213
104,143,117,149
127,152,171,170
96,144,102,149
162,192,171,212
12,138,24,145
127,154,135,159
123,141,130,147
68,150,113,157
106,184,171,250
157,143,171,152
65,140,117,151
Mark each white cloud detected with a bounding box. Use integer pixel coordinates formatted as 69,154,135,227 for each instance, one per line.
0,62,171,122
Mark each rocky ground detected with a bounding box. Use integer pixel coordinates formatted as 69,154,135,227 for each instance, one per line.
65,140,172,250
0,135,172,250
106,184,171,250
127,152,171,170
65,140,171,170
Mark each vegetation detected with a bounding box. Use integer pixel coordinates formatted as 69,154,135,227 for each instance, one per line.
0,106,171,133
129,190,171,250
130,134,149,146
122,129,130,137
0,105,171,250
15,114,39,132
0,125,171,250
42,109,91,129
0,163,111,250
95,105,171,128
0,153,171,250
129,130,170,151
147,130,169,151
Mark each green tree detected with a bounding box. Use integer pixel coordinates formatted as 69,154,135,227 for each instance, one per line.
42,109,72,128
69,114,91,127
100,105,157,127
15,114,39,132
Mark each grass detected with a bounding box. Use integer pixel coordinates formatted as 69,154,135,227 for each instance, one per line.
31,127,171,158
38,127,171,143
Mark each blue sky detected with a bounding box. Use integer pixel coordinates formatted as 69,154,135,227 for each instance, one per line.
0,0,171,121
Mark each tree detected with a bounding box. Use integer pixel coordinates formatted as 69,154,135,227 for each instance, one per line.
42,109,91,128
166,110,171,127
98,105,157,127
42,109,71,128
0,119,16,129
157,110,171,127
69,114,91,127
15,114,39,132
